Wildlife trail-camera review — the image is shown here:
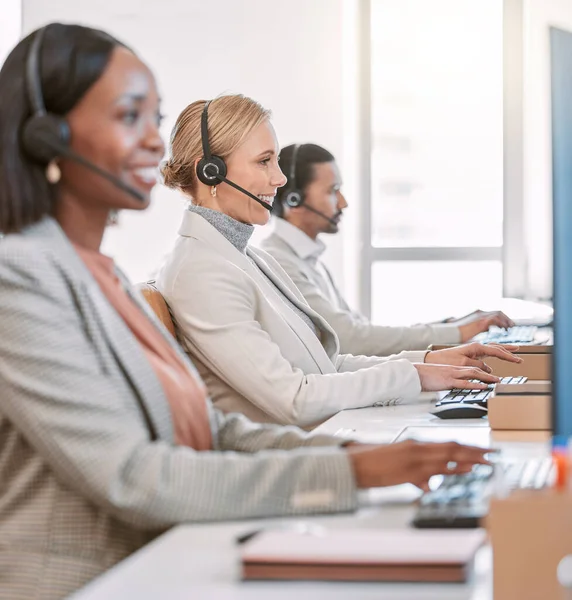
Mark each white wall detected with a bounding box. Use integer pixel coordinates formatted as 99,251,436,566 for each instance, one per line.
1,0,22,66
22,0,355,288
18,0,566,306
523,0,572,299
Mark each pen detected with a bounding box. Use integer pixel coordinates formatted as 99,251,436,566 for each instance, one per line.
235,529,263,545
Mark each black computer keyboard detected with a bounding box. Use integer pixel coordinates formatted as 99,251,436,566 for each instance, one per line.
412,459,554,528
473,325,537,345
435,376,528,409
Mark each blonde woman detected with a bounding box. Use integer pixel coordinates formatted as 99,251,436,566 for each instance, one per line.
157,95,521,428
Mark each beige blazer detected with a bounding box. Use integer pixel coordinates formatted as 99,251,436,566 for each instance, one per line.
156,211,426,429
260,218,461,357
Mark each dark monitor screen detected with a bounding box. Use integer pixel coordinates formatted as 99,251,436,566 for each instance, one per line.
551,26,572,443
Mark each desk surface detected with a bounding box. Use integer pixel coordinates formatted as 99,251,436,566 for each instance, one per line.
71,397,551,600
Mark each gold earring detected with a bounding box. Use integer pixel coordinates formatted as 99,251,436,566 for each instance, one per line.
210,186,217,197
45,160,61,184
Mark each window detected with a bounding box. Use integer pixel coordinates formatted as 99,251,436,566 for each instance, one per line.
366,0,504,324
371,260,503,325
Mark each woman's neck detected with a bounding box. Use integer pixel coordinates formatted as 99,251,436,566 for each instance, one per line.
191,193,254,225
54,193,110,251
188,204,253,253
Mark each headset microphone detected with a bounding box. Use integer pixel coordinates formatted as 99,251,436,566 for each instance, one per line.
202,164,272,211
301,204,340,226
21,26,146,203
38,136,146,201
196,101,273,212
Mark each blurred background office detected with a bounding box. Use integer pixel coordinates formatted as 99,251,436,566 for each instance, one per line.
3,0,568,325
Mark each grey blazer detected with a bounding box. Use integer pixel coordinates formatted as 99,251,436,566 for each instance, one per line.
260,219,461,356
0,218,356,600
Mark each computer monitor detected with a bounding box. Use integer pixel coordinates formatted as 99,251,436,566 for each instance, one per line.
551,26,572,444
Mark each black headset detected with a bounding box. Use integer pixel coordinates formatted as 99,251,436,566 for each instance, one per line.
195,100,227,186
21,26,71,165
195,100,273,211
283,143,304,208
20,26,145,201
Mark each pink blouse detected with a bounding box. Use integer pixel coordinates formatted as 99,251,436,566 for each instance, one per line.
74,244,212,451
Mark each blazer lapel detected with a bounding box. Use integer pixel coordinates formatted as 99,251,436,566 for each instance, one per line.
31,219,175,443
246,249,339,367
179,212,337,374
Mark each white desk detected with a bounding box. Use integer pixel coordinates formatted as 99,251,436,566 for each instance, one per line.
70,397,551,600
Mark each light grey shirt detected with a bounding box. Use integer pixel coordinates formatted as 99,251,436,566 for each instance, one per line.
260,218,461,357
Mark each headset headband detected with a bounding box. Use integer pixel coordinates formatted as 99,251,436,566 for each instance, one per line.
26,27,48,116
201,100,213,160
289,143,301,189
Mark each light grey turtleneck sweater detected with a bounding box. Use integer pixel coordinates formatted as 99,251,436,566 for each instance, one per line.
187,205,319,337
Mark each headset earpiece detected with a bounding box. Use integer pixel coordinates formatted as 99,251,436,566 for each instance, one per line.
21,113,70,164
284,189,303,208
196,154,227,186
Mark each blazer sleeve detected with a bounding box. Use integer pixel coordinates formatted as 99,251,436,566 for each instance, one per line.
0,248,357,531
213,410,356,451
160,253,422,427
335,350,428,372
273,251,461,356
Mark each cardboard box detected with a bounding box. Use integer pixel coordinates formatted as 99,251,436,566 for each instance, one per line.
488,490,572,599
429,344,552,379
488,393,551,431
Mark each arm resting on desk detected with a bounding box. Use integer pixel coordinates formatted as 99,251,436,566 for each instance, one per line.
0,253,358,532
266,249,461,356
214,410,354,451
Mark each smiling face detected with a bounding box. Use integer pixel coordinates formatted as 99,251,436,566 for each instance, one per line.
214,120,287,225
61,46,165,211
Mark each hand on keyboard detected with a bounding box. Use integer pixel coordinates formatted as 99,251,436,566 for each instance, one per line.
414,363,501,392
412,458,554,528
458,310,515,342
435,376,528,408
472,325,538,345
346,440,493,491
425,342,523,371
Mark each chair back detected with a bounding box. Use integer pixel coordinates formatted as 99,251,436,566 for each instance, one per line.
136,282,176,338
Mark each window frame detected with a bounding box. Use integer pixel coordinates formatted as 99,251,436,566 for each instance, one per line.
354,0,525,318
